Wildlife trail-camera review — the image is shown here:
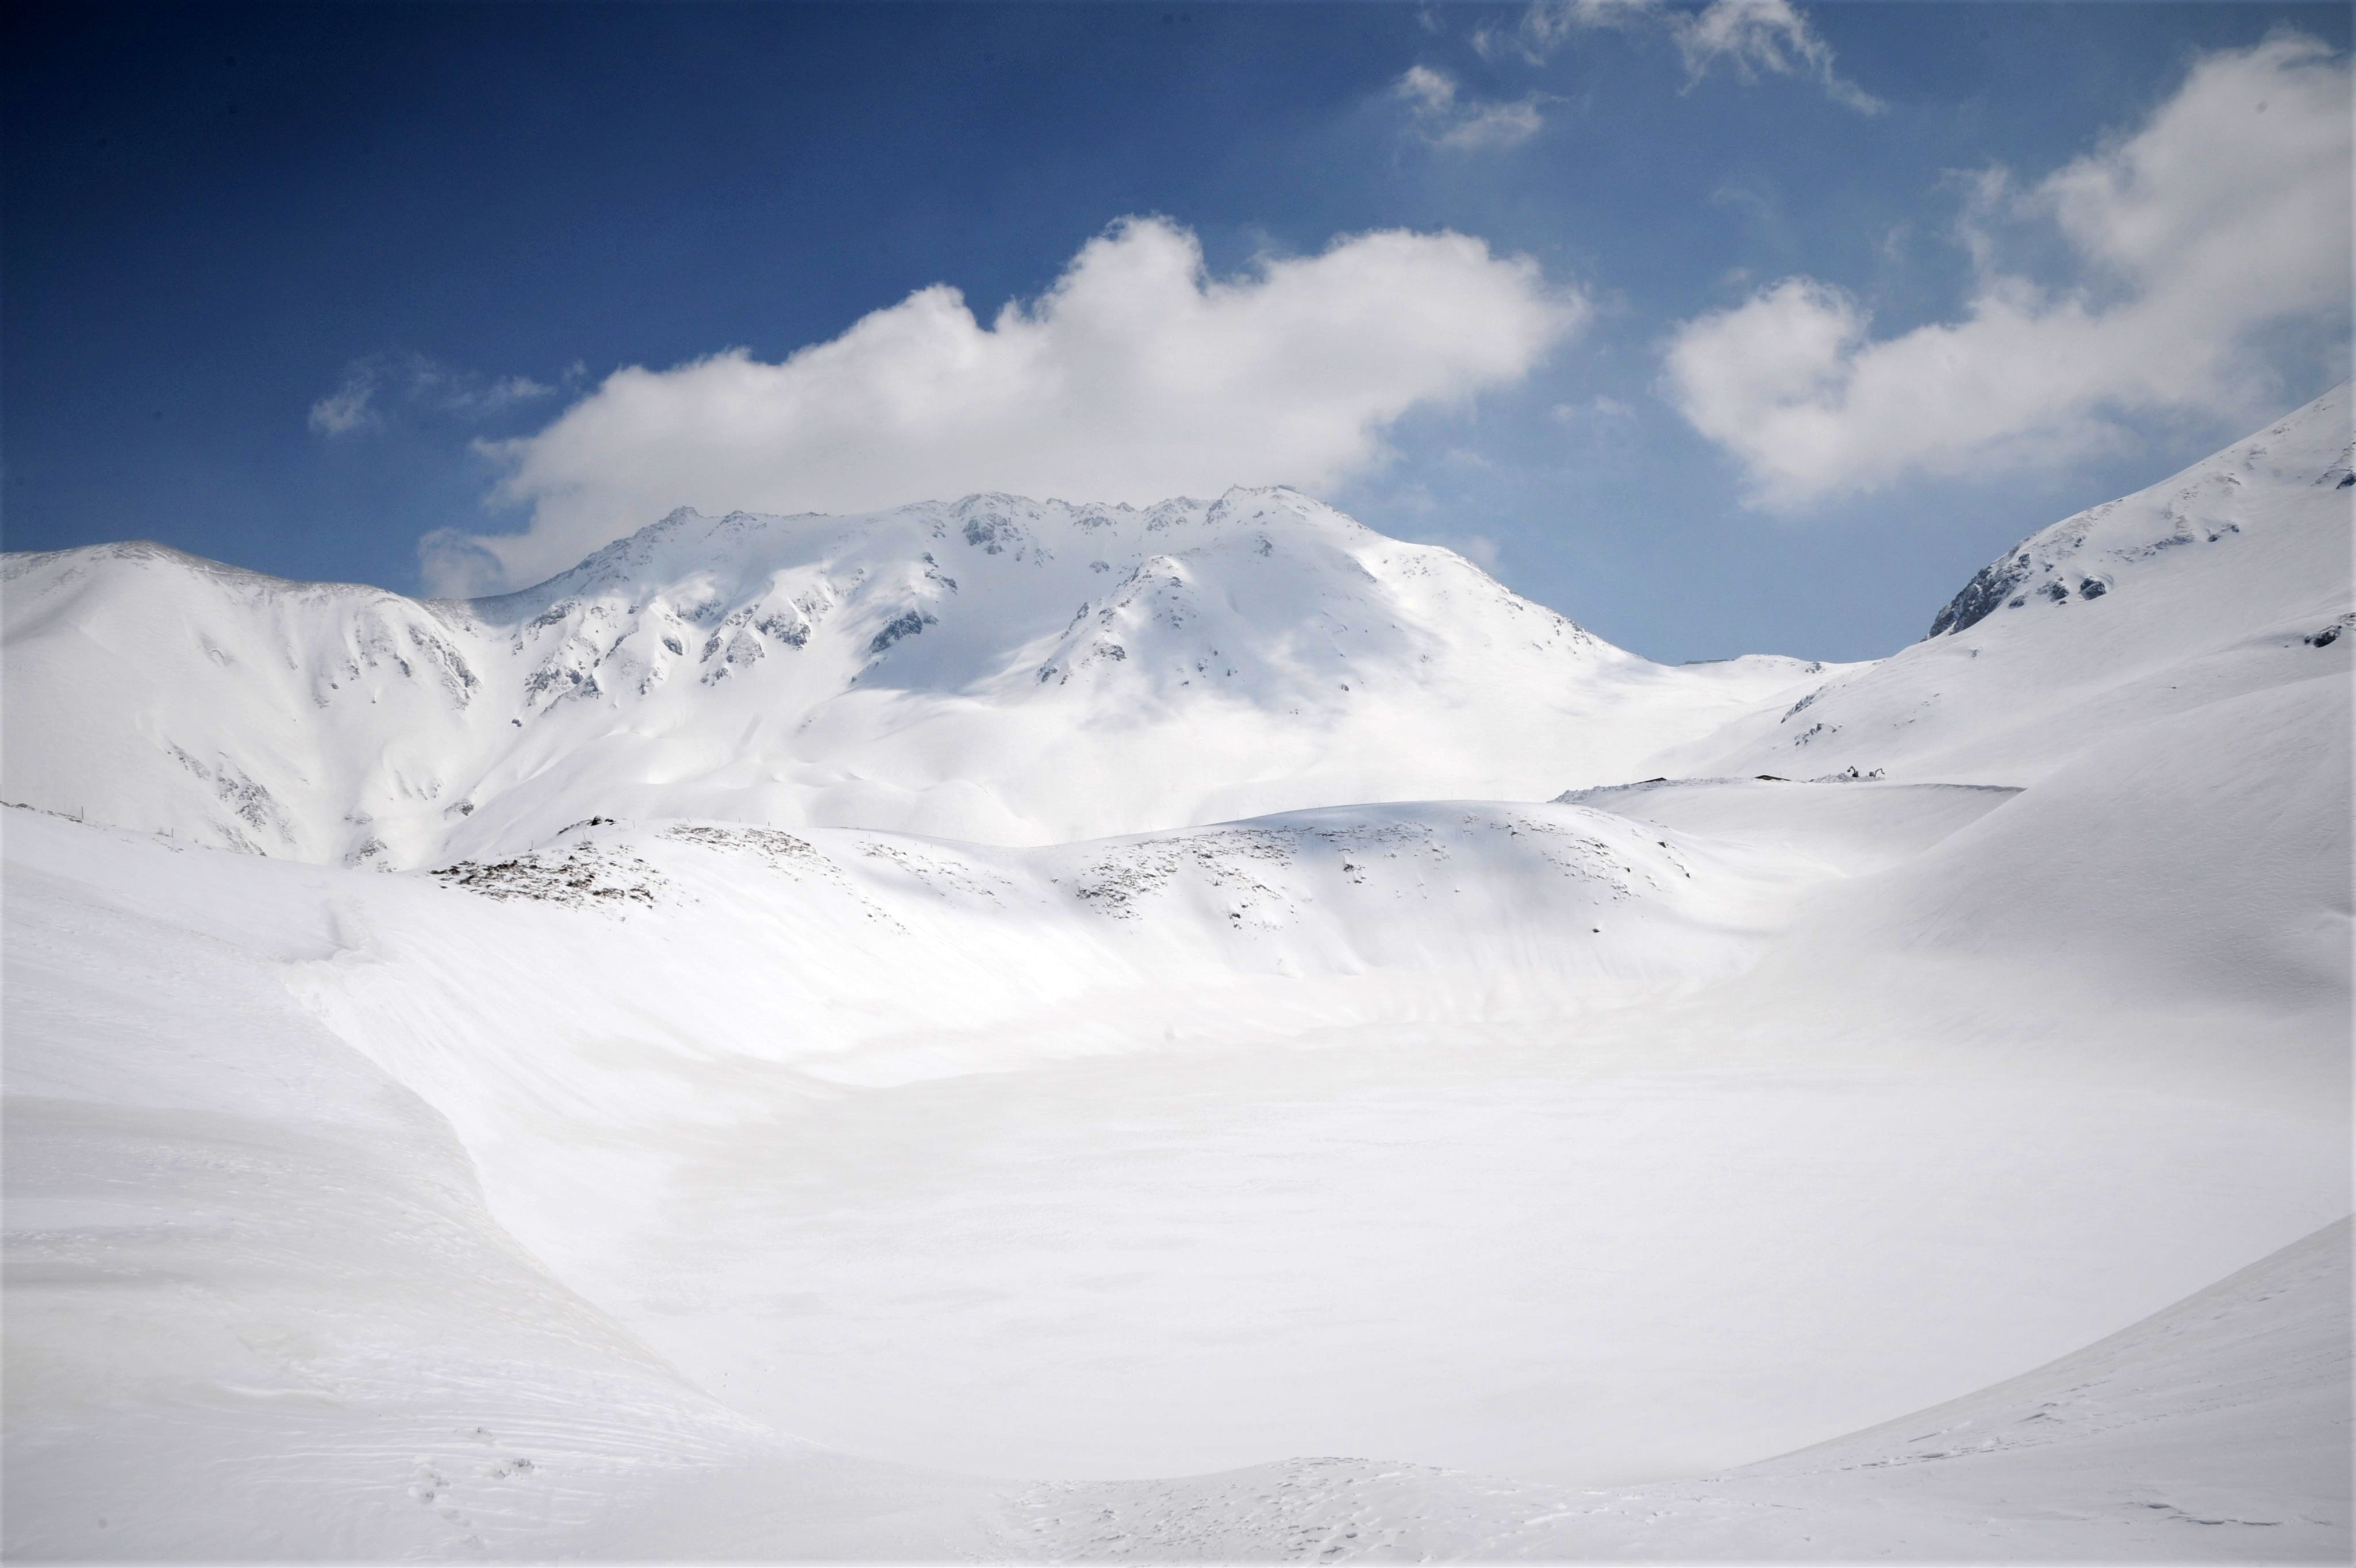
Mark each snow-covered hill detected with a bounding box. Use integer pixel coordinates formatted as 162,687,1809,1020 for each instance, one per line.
1,488,1832,866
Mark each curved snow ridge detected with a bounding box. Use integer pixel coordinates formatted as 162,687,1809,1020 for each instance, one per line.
2,487,1837,868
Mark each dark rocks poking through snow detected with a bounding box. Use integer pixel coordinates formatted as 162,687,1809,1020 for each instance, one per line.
432,841,663,910
1928,552,2038,637
867,609,936,656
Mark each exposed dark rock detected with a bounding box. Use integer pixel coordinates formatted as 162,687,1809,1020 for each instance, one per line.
867,609,936,656
432,841,662,910
1927,552,2036,637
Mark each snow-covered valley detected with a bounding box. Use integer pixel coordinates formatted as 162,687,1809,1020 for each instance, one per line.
3,387,2350,1561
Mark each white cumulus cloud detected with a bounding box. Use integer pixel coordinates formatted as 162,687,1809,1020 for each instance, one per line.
431,216,1585,595
1661,32,2352,509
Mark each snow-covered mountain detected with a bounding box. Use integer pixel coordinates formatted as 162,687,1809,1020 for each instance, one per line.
1,488,1831,866
1649,384,2353,1017
4,390,2348,1562
1662,382,2354,785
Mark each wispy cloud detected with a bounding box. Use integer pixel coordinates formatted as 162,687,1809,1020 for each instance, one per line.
1394,65,1546,151
1660,33,2351,508
1670,0,1884,113
307,371,379,435
1478,0,1884,114
308,353,556,437
1552,394,1636,424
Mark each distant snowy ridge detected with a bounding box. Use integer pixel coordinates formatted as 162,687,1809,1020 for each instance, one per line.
1,486,1830,867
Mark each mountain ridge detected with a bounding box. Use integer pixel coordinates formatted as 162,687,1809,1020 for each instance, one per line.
1,485,1833,867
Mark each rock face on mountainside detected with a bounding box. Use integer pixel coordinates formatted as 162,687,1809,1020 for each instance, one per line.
1,487,1828,866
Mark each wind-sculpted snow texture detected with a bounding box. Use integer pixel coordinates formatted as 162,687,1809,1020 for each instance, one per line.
3,389,2350,1562
0,487,1832,865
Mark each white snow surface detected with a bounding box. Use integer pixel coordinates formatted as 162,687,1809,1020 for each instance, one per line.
3,387,2350,1561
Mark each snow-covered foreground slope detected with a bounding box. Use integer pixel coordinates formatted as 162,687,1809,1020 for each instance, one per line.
10,769,2343,1567
3,389,2349,1561
0,488,1831,865
4,728,2345,1558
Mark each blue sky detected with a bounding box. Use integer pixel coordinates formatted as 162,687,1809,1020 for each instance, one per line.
4,2,2347,662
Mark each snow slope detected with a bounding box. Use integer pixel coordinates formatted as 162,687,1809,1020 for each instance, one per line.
1,488,1832,865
